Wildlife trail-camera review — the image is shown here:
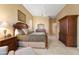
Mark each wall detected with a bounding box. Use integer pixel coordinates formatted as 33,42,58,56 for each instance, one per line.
49,18,53,35
33,16,49,34
56,4,79,20
0,4,33,37
49,17,59,35
33,16,58,35
49,17,59,40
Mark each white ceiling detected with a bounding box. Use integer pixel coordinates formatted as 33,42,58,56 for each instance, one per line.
23,4,65,17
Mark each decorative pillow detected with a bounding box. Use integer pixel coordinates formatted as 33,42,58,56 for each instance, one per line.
17,35,27,41
36,29,46,32
15,29,25,36
28,30,34,34
0,46,8,55
22,29,28,35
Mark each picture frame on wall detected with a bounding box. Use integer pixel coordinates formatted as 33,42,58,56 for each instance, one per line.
18,10,26,23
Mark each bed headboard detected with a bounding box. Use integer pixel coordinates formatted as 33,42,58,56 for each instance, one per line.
13,22,28,36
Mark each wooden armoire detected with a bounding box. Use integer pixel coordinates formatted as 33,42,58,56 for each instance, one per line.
59,15,77,47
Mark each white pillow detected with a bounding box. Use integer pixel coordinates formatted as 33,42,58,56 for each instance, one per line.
15,29,25,36
22,29,28,35
0,46,8,55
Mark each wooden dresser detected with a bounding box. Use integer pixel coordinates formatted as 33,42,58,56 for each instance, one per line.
0,37,18,51
59,15,77,47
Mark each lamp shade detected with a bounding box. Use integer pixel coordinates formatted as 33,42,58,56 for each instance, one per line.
0,21,11,38
0,21,9,28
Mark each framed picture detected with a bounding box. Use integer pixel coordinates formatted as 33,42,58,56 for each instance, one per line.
18,10,26,23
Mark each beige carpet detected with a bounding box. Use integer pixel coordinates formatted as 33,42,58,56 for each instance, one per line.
33,35,79,55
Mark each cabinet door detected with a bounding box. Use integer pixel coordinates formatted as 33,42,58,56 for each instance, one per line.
68,16,77,36
59,17,68,35
59,17,68,45
59,32,66,45
67,35,77,47
67,16,77,47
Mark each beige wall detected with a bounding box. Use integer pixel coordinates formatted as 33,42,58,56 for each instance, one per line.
0,4,33,37
49,18,53,35
49,17,60,35
56,4,79,20
33,16,58,35
33,16,49,34
49,18,56,35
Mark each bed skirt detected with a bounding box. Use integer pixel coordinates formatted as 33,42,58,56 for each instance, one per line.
19,41,45,48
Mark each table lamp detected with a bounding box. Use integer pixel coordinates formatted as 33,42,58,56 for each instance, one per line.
0,21,10,38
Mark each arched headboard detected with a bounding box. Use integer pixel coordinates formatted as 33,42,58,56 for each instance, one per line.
13,22,28,36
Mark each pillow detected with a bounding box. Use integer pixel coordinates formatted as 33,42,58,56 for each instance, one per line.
17,35,27,41
28,30,34,34
0,46,8,55
36,29,46,32
15,29,25,36
22,29,28,35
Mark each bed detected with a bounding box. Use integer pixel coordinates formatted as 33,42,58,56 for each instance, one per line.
28,32,48,48
13,22,48,49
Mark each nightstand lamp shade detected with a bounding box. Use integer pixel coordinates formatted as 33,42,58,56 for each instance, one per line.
0,21,10,38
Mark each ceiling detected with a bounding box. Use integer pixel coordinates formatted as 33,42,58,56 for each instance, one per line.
23,4,65,17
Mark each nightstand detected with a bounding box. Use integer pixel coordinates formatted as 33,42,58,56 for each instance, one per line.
0,37,18,51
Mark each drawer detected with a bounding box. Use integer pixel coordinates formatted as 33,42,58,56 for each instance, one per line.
0,37,18,51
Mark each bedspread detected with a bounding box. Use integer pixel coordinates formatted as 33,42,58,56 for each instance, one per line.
28,32,46,42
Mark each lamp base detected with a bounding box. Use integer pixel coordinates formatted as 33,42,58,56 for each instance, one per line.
4,30,7,38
